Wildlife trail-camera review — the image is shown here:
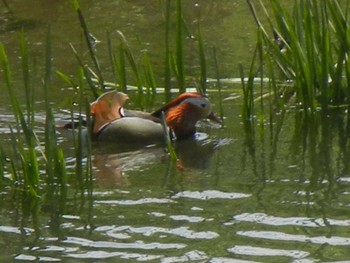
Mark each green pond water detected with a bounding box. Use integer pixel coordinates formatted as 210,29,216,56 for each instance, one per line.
1,0,350,262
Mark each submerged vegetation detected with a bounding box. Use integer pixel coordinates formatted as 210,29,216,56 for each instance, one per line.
0,29,94,220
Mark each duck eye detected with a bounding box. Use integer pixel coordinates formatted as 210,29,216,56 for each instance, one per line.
201,103,206,108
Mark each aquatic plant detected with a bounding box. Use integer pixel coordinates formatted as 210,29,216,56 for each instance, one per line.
0,39,40,197
0,28,93,202
246,0,350,111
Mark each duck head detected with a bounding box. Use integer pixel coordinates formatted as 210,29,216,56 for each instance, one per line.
152,93,221,139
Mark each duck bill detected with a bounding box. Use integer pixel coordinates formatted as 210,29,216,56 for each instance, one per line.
206,112,222,124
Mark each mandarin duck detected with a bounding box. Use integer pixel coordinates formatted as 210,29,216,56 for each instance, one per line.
90,91,221,144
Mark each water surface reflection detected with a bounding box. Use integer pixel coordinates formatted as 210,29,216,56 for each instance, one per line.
92,133,224,187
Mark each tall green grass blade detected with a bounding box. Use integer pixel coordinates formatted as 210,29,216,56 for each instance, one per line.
70,43,99,98
44,106,57,184
43,27,52,109
44,26,52,89
19,31,34,125
10,126,39,197
73,0,104,92
57,148,67,198
142,51,157,105
0,32,66,196
117,44,127,92
213,47,224,121
43,28,68,189
71,67,93,195
0,43,15,117
197,13,207,94
240,39,260,121
107,31,117,87
0,44,36,151
257,28,264,116
56,70,79,89
26,148,40,196
8,126,19,183
161,111,177,161
107,31,129,92
84,96,93,200
176,0,185,93
72,70,84,186
116,31,144,107
326,0,350,101
164,0,172,101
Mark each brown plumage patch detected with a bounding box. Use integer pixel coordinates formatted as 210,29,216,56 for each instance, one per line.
91,92,129,134
152,93,205,118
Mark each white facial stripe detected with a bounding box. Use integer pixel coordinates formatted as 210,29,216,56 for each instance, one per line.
119,107,125,117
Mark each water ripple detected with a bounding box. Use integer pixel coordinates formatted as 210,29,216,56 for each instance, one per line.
14,254,61,262
234,212,350,227
0,225,33,235
209,258,261,263
237,230,350,246
38,245,78,253
14,254,37,261
103,225,219,239
169,215,206,223
228,245,309,259
95,198,176,205
161,250,207,263
63,236,185,250
172,190,251,200
66,250,163,261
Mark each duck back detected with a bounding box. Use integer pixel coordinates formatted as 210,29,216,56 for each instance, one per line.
96,117,164,145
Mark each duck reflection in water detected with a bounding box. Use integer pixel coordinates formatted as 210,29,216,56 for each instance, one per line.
93,134,220,188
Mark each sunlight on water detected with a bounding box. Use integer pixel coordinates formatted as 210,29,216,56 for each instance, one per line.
172,190,252,200
95,198,176,205
63,236,186,249
233,213,350,227
169,215,206,223
228,245,310,259
14,254,61,262
97,225,219,239
160,250,207,263
209,258,261,263
237,231,350,246
0,226,33,235
66,250,163,261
